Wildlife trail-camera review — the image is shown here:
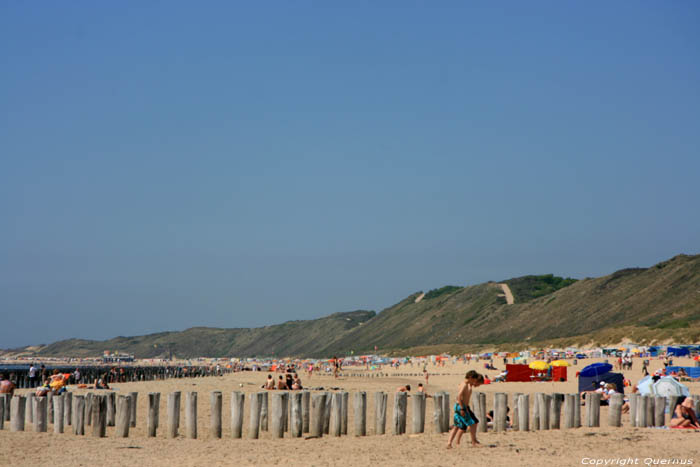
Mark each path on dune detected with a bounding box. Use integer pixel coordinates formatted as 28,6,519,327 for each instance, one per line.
414,293,425,303
498,283,515,304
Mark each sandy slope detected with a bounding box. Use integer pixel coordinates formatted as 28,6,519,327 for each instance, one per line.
1,357,698,467
499,283,515,304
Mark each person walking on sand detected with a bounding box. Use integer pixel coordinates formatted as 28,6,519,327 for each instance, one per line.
446,371,483,449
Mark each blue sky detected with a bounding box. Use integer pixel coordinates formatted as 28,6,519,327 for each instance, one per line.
1,2,698,348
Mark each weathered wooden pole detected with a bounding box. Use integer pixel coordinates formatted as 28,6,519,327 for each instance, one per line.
476,392,486,433
637,395,648,427
532,393,540,430
105,392,115,427
248,392,263,439
646,396,655,427
608,393,623,427
73,395,85,435
310,393,326,438
63,392,72,427
330,392,342,437
494,393,508,432
518,394,529,431
47,392,54,424
375,391,388,435
116,395,131,438
354,391,367,436
209,391,222,439
564,394,575,429
230,391,245,439
185,392,197,439
10,396,26,432
84,392,92,426
341,391,349,435
34,397,47,432
586,392,601,428
550,393,562,429
412,393,426,434
441,392,450,432
392,391,407,435
54,394,65,433
167,391,181,438
91,395,106,438
0,394,6,427
283,391,290,433
148,392,160,437
323,392,332,434
271,392,285,438
432,392,444,434
654,396,665,427
302,391,310,433
129,392,138,428
629,393,639,427
512,392,523,431
25,393,34,426
291,392,303,438
574,393,581,428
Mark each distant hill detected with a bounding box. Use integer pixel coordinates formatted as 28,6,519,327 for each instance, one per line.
4,254,699,358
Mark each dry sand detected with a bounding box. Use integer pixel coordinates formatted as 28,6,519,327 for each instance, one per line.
2,357,699,467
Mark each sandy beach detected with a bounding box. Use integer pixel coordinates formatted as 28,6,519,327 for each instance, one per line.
2,357,699,467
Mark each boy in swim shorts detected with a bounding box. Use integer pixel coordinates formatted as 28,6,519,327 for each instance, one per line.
446,370,483,448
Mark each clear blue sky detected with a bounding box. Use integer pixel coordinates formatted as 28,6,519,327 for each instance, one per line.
1,2,698,349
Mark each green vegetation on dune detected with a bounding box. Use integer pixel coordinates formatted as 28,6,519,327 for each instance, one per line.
503,274,577,302
423,285,463,300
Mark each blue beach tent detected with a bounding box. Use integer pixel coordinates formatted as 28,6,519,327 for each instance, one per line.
666,347,690,357
578,371,625,394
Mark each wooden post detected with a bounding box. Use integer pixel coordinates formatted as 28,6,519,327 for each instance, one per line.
323,392,332,434
248,392,262,439
291,392,303,438
376,391,387,435
608,393,623,427
168,391,181,438
494,393,507,432
105,392,115,427
518,394,529,431
209,391,222,439
64,392,72,427
564,394,575,429
341,391,349,435
302,391,310,433
476,392,486,433
84,392,92,426
646,396,655,427
330,392,342,437
73,395,85,435
283,391,289,433
432,393,444,434
639,395,649,427
25,393,34,426
0,394,6,427
10,396,26,432
629,393,639,427
148,392,160,437
34,396,47,432
47,392,54,424
550,394,562,429
260,391,269,432
54,394,64,434
185,392,197,439
354,391,366,436
116,395,130,438
392,391,407,435
412,393,426,434
574,393,581,428
586,392,601,428
310,393,326,438
532,393,540,430
129,392,138,427
512,392,522,431
270,392,285,438
230,391,245,439
91,395,106,437
441,392,450,432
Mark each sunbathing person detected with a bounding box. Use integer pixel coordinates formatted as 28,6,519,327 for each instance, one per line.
670,396,700,429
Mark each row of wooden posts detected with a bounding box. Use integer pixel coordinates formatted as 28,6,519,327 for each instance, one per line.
2,391,699,438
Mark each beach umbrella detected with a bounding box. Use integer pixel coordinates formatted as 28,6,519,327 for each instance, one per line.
551,360,570,367
579,362,612,378
636,376,653,395
529,361,550,370
652,377,690,397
